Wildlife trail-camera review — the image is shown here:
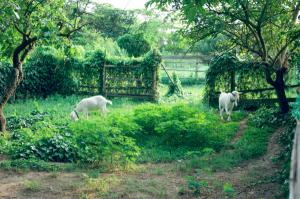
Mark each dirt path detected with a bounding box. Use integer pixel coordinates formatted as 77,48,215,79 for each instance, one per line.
196,127,284,199
0,122,284,199
231,118,248,144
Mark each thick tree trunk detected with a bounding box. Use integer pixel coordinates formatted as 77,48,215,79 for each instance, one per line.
274,82,289,113
0,36,36,132
265,66,289,113
0,64,22,132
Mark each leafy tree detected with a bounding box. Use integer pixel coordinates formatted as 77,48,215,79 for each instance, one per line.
148,0,300,113
117,33,151,57
87,4,136,39
0,0,90,131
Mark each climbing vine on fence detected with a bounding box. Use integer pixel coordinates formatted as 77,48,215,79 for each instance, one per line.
0,47,161,99
103,49,161,100
204,53,273,105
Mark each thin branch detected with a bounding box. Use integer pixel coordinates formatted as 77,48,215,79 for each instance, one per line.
58,23,89,38
14,24,27,36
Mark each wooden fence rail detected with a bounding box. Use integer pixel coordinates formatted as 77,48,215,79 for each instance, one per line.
213,84,300,95
161,68,207,72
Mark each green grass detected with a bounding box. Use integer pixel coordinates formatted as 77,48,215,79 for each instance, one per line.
0,159,76,172
0,85,248,171
182,125,273,172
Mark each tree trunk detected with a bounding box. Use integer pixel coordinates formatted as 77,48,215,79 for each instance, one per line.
0,109,6,132
0,65,22,132
274,68,289,113
274,82,289,113
265,66,289,113
0,36,36,132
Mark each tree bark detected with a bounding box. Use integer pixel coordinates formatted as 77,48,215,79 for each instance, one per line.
0,63,22,132
265,66,289,113
274,68,289,113
274,83,289,113
0,36,36,132
0,109,6,132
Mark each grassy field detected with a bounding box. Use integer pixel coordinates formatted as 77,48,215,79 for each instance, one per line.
0,85,287,198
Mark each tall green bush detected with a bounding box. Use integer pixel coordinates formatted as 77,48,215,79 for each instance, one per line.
117,33,151,57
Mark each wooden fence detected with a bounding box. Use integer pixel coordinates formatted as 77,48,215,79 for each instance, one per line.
210,85,299,108
162,55,209,81
102,64,158,100
289,120,300,199
75,64,159,100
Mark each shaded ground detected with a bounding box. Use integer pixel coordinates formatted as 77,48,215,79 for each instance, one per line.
0,120,284,199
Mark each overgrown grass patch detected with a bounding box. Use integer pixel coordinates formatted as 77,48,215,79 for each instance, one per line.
182,123,273,172
0,159,76,172
1,94,246,171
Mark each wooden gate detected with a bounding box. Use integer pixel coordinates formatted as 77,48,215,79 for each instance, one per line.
102,64,158,100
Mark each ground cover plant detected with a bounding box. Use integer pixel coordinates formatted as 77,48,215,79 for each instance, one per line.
0,93,244,167
0,90,295,198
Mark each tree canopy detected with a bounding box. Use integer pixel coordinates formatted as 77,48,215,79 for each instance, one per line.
87,3,136,39
0,0,90,131
148,0,300,113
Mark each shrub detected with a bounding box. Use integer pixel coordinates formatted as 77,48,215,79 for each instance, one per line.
19,47,74,97
107,113,141,136
9,122,78,162
248,106,287,128
134,104,170,134
117,33,151,57
135,103,239,151
7,110,50,131
70,119,140,164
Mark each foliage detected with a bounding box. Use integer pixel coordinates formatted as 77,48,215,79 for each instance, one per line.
160,76,205,86
134,103,239,151
87,4,136,39
19,46,76,97
0,46,161,99
166,72,184,97
70,119,141,164
0,95,247,168
185,176,207,196
148,0,300,70
235,126,273,159
149,0,300,113
276,115,297,196
0,159,70,172
223,182,235,195
248,106,293,130
117,33,151,57
0,61,13,97
191,36,224,55
6,110,50,131
103,49,161,100
205,53,273,105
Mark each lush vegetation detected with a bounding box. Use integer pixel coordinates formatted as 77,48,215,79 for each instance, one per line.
0,95,244,167
0,1,299,198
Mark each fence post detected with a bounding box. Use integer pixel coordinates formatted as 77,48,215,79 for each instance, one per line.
230,71,236,92
152,68,158,100
290,120,300,199
102,65,106,97
195,63,199,80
